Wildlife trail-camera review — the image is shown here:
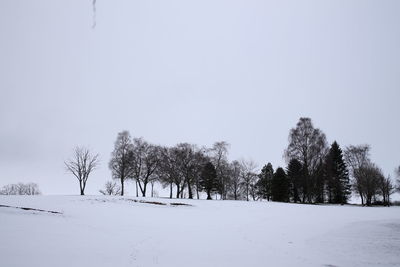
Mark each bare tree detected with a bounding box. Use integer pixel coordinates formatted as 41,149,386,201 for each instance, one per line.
354,163,382,206
240,159,258,201
150,178,157,197
109,131,135,196
344,145,371,205
285,118,328,174
130,138,161,197
158,146,180,198
169,145,187,198
209,141,230,200
284,118,328,203
378,175,395,206
0,183,41,195
65,146,99,195
99,181,121,195
175,143,208,199
24,183,41,195
228,160,243,200
344,145,371,172
396,166,400,193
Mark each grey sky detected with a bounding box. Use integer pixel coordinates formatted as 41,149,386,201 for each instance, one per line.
0,0,399,195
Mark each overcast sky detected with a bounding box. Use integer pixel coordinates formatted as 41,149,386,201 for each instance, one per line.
0,0,399,195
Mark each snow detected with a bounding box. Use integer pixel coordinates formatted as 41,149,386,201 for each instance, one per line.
1,196,399,267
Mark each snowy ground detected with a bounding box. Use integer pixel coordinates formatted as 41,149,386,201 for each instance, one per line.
1,196,399,267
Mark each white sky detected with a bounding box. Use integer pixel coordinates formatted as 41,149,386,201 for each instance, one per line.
0,0,399,195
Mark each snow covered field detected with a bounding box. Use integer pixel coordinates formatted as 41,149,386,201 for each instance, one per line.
1,196,399,267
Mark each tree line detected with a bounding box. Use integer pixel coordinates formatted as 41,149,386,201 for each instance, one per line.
0,183,41,195
64,117,400,206
106,132,260,201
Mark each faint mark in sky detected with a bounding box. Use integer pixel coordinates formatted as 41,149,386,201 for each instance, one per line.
92,0,96,29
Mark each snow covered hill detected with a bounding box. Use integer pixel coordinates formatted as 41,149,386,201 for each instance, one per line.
1,196,399,267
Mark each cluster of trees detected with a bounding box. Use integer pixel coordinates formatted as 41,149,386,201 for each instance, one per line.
65,118,400,206
279,118,352,204
278,118,396,206
0,183,41,195
345,145,395,206
107,131,263,200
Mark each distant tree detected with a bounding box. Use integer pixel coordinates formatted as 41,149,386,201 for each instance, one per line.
271,167,290,202
150,178,157,197
284,118,328,203
228,160,243,200
192,148,209,199
130,138,161,197
396,166,400,193
240,159,258,201
344,145,371,205
65,146,99,195
200,162,218,200
256,163,273,201
325,141,351,204
286,159,302,203
109,131,135,196
99,181,121,195
209,141,230,200
24,183,42,195
177,143,207,199
169,145,187,199
158,146,180,198
356,163,382,206
378,175,395,206
0,183,41,195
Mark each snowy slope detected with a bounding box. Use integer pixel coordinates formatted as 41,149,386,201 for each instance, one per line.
1,196,399,267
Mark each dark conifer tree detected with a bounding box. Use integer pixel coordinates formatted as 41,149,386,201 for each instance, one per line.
325,141,351,204
286,159,302,203
256,163,274,201
313,159,326,203
200,162,218,200
271,167,290,202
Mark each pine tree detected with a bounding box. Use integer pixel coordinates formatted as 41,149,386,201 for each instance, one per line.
313,159,326,203
256,163,274,201
271,167,290,202
200,162,218,200
325,141,351,204
286,159,302,203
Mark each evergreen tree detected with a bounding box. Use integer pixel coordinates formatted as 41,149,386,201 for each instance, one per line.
200,162,218,200
312,159,326,203
325,141,351,204
271,167,290,202
256,163,274,201
286,159,302,203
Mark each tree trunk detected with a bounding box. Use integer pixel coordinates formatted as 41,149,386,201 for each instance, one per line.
169,183,173,199
143,182,147,197
187,180,193,199
207,190,212,200
135,181,138,197
79,181,84,195
121,178,124,196
176,184,180,198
